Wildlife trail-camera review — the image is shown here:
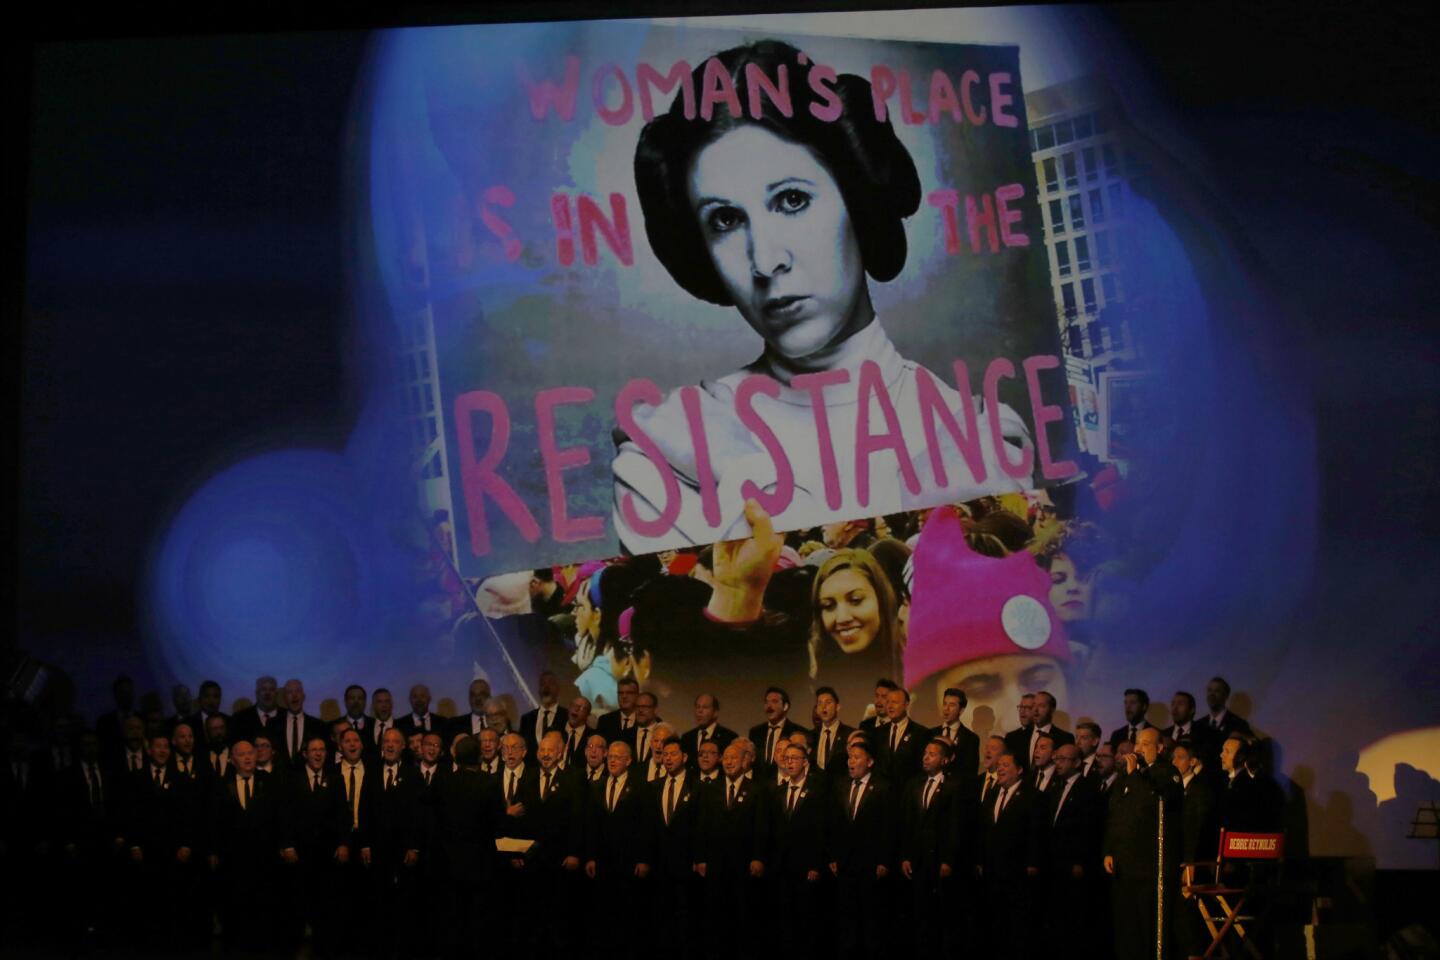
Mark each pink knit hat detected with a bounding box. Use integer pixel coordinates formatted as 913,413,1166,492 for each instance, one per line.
905,507,1070,688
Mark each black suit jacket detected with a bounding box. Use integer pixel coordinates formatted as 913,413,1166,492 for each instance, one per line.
433,768,501,885
530,765,585,866
1047,773,1100,870
283,766,349,855
874,718,930,784
935,721,981,777
123,767,195,857
586,773,653,873
594,710,639,745
1179,771,1220,863
519,705,565,756
697,775,765,872
748,718,811,775
370,762,426,863
831,774,896,875
980,782,1046,878
679,724,738,767
769,775,826,878
1005,724,1075,768
1108,719,1154,749
208,773,281,867
556,724,594,768
899,774,958,874
495,764,543,841
395,713,442,739
810,722,855,778
649,773,702,878
230,706,284,750
275,712,326,766
446,712,490,744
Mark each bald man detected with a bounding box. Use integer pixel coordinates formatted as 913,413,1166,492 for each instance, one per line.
1103,727,1182,960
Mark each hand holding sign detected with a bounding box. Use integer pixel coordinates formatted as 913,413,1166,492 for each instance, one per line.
706,499,783,622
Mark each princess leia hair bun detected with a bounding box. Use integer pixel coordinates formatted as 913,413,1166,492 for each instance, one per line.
635,39,922,306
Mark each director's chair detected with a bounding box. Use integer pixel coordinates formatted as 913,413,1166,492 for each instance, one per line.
1181,829,1284,959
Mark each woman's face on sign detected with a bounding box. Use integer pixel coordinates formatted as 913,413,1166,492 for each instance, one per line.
818,568,882,654
688,124,869,360
1047,553,1092,623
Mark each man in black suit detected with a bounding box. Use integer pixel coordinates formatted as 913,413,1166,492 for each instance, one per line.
681,692,738,767
369,728,425,956
1203,676,1253,738
519,671,565,756
331,727,374,955
111,714,148,778
810,686,853,777
857,678,897,734
935,687,980,777
118,732,194,947
585,742,652,960
230,675,282,747
1172,739,1220,959
627,692,664,770
833,739,896,958
447,678,494,742
978,735,1005,811
280,735,350,954
637,723,676,784
433,736,500,954
369,687,398,750
167,721,204,784
530,731,586,947
396,683,440,737
979,750,1045,960
770,741,826,955
207,739,282,951
338,683,372,740
651,735,703,952
558,696,593,769
1029,731,1060,795
1109,688,1154,749
186,680,228,744
200,714,233,781
1103,728,1182,960
1010,692,1036,747
278,679,324,768
594,676,641,743
1047,743,1101,958
748,686,809,777
696,742,766,958
900,739,958,957
495,730,541,943
1218,734,1283,834
477,727,503,777
252,732,293,797
875,686,928,784
95,675,137,755
1006,690,1073,768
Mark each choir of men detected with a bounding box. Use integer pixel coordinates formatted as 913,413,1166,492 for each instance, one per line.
0,675,1282,959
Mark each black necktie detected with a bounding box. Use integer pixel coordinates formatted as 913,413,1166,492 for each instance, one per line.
152,767,160,785
766,727,778,764
787,784,800,814
425,768,433,786
130,753,140,772
637,728,648,761
890,724,899,752
386,766,395,790
924,777,937,809
607,777,617,812
819,728,830,768
728,781,738,810
542,770,551,798
507,771,516,804
291,715,300,757
312,771,320,792
243,776,252,808
849,778,862,819
666,777,677,823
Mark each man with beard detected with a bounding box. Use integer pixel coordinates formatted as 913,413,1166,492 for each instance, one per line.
520,672,566,757
750,687,809,778
448,678,494,741
1109,688,1154,749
